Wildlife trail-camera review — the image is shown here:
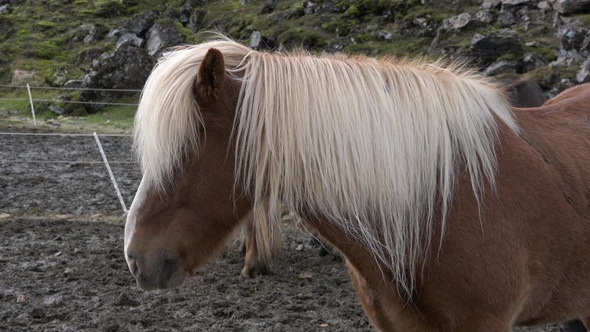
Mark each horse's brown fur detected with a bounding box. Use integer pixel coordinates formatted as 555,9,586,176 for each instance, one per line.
125,45,590,331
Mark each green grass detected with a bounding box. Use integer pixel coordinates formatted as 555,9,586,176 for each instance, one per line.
0,0,579,133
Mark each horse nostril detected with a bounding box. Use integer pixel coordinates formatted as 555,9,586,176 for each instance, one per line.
127,252,138,276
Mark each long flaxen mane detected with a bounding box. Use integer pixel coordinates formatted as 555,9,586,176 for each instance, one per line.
134,38,519,296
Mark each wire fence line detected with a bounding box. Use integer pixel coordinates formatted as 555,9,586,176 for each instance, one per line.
0,84,141,110
0,132,131,137
0,98,138,106
1,85,140,212
0,84,142,93
1,131,137,212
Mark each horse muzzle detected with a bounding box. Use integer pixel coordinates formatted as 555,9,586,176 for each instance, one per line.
126,249,185,291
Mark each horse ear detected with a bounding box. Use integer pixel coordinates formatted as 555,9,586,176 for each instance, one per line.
196,48,226,101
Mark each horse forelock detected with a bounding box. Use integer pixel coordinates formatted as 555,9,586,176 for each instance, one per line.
134,38,251,192
234,50,519,296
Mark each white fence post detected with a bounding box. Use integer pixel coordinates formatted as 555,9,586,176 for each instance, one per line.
26,84,36,128
93,132,128,213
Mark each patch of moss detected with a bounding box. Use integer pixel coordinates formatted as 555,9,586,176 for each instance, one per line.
277,27,327,50
33,42,60,60
93,0,126,17
343,4,360,18
35,21,56,31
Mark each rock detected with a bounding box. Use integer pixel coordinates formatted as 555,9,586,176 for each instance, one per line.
523,52,548,72
83,24,106,44
481,0,501,9
250,31,262,48
444,11,494,32
49,105,65,115
484,60,520,76
80,43,155,113
106,28,126,40
0,4,11,14
475,11,495,24
537,1,553,10
116,33,144,49
64,80,83,89
377,31,393,42
444,13,473,31
145,21,184,58
577,57,590,82
470,29,523,60
123,11,158,37
498,9,519,27
11,70,35,85
76,48,104,66
260,0,277,14
501,0,536,6
553,0,590,14
557,21,588,51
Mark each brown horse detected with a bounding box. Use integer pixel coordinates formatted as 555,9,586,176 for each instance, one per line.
544,83,590,106
502,78,546,108
124,37,590,331
237,77,549,278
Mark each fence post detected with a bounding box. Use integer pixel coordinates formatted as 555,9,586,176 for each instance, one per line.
93,132,128,213
26,84,36,128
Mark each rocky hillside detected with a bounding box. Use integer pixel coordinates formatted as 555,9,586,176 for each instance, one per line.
1,0,590,117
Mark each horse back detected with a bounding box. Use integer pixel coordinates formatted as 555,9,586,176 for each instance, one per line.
513,88,590,219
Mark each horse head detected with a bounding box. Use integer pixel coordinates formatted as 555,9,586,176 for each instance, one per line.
124,47,250,290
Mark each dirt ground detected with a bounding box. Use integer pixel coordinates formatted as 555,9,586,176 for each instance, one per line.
0,127,578,331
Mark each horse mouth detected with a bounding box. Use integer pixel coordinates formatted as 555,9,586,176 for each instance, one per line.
128,252,186,291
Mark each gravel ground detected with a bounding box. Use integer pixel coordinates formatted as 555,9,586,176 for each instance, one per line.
0,127,579,331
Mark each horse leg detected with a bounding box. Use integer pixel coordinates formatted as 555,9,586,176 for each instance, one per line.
240,202,282,278
240,209,265,278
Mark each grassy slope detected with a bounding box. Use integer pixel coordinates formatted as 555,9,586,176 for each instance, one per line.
0,0,574,133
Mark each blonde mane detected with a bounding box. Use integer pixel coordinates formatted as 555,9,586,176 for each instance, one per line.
135,38,519,295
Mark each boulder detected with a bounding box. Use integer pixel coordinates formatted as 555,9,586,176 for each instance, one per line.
11,70,35,85
260,0,277,14
116,33,144,49
577,57,590,82
523,52,549,72
123,11,158,37
470,29,523,60
49,105,65,116
250,31,262,48
80,43,155,113
501,0,536,6
145,21,184,58
557,21,588,51
484,60,520,76
481,0,502,9
552,0,590,14
497,9,519,27
64,80,83,89
0,4,12,14
83,24,107,45
443,11,495,32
